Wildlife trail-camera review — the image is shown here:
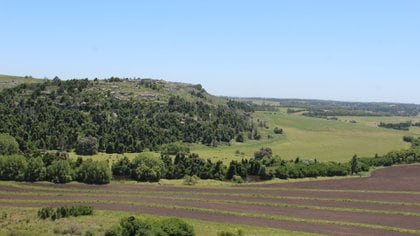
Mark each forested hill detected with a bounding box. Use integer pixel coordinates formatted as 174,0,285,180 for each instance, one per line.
0,77,253,153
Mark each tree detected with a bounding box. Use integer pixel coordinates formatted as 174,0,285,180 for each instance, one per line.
350,155,359,174
131,154,164,182
76,159,112,184
47,160,73,183
235,133,244,143
25,157,46,182
0,133,19,155
0,155,27,180
273,127,283,134
75,136,98,155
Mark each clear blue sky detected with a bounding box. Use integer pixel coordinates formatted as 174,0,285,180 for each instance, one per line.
1,1,419,104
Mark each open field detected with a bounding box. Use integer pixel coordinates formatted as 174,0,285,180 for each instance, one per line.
191,111,414,163
1,165,420,235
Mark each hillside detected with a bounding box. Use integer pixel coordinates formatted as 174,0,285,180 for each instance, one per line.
0,77,253,153
0,74,42,91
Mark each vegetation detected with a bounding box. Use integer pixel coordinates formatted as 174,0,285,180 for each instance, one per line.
37,206,94,220
0,133,19,155
0,78,252,154
378,121,413,131
106,216,195,236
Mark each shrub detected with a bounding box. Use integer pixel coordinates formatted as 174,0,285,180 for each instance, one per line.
232,175,244,183
0,155,27,181
119,216,195,236
38,206,94,220
131,154,164,182
47,160,73,183
183,175,199,185
160,218,195,236
0,133,19,155
161,142,190,155
76,159,112,184
273,127,283,134
75,136,98,155
25,157,46,182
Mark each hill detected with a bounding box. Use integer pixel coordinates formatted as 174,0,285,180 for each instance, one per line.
0,74,43,91
0,77,253,153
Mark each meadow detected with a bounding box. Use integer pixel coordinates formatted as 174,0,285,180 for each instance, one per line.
191,111,419,163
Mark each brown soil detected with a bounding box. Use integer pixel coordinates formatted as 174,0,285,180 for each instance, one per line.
2,165,420,235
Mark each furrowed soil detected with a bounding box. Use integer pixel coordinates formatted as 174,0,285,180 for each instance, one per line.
1,165,420,236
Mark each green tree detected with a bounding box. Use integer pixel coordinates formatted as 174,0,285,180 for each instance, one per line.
131,154,164,182
47,160,73,183
75,136,98,155
25,157,46,182
0,133,19,155
0,155,27,180
350,154,359,174
76,159,112,184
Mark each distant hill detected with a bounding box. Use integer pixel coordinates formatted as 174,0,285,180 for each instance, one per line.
0,77,253,153
0,74,43,91
233,97,420,117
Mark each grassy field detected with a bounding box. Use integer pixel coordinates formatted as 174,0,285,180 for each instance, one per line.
70,110,419,164
0,207,316,236
191,111,417,163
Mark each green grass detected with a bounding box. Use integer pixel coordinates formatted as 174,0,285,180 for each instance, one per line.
191,111,413,163
0,74,42,91
0,207,316,236
2,199,419,235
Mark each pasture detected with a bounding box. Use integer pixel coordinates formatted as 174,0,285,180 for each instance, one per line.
191,111,415,163
1,165,420,236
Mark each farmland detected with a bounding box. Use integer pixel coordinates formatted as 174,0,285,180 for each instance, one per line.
1,165,420,235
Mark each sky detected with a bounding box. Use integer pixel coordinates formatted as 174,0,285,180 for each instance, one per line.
0,1,419,104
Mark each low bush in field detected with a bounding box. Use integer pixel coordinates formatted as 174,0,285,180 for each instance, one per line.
105,216,195,236
38,206,94,220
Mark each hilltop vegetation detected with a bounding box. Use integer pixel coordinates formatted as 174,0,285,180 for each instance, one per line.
0,75,42,91
0,77,253,153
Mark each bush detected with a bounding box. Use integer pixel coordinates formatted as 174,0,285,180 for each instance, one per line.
104,226,121,236
0,133,19,155
0,155,27,180
183,175,199,185
76,159,112,184
232,175,244,183
75,136,98,155
235,133,244,143
131,154,164,182
161,142,190,155
273,127,283,134
160,218,195,236
112,156,131,177
38,206,94,220
47,160,73,183
119,216,195,236
25,157,46,182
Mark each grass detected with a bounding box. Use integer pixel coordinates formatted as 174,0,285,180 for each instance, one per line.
1,199,419,235
191,111,413,163
0,74,42,91
0,207,317,236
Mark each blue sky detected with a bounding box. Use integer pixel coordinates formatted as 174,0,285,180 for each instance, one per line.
1,1,419,104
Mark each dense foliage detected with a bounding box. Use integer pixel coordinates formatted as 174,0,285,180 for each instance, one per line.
0,78,252,153
38,206,94,220
0,152,111,184
104,216,195,236
378,121,413,131
0,133,19,155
